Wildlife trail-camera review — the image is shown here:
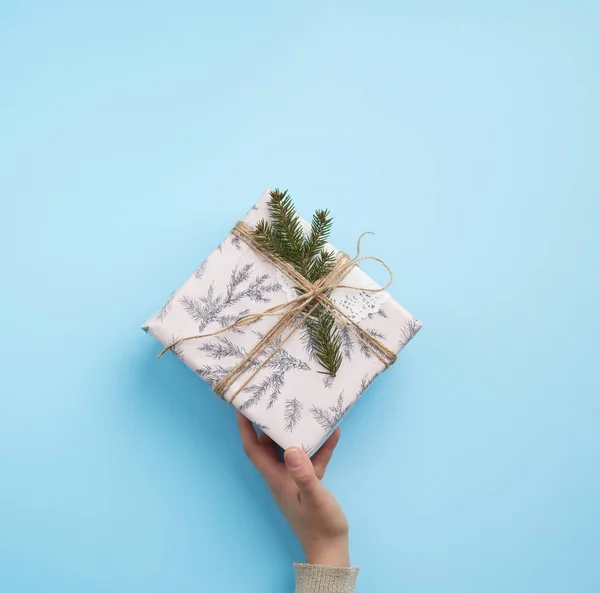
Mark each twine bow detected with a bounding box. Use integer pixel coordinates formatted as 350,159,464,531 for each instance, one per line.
159,221,397,404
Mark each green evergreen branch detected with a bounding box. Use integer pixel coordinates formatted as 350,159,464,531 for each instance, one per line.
303,209,333,264
305,306,343,376
252,189,343,376
307,248,336,283
253,219,292,267
266,189,306,272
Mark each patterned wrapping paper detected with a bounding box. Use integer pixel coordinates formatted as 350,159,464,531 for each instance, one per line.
142,188,421,455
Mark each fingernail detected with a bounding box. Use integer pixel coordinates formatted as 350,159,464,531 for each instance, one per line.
285,448,304,470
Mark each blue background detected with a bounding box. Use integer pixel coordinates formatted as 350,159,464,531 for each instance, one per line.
1,2,599,592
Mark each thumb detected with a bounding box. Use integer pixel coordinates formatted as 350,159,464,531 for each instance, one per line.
284,447,321,498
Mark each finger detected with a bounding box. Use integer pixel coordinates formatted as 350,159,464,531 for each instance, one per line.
237,412,282,482
257,431,281,464
258,431,274,445
312,428,341,479
237,411,259,450
284,447,323,500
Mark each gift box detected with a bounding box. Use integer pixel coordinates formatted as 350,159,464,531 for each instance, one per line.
142,188,421,455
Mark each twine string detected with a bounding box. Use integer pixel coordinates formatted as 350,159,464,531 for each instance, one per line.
158,221,396,403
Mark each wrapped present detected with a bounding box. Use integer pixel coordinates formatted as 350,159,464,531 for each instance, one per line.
142,188,421,455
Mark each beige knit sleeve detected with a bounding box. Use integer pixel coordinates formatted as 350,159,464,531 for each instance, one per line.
294,563,359,593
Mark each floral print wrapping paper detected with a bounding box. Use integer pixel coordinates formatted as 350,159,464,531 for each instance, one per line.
143,189,421,455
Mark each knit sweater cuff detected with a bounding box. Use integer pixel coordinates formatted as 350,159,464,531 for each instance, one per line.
294,563,359,593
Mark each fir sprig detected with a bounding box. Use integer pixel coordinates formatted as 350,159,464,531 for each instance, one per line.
253,189,343,376
304,210,333,264
305,306,343,375
306,248,336,283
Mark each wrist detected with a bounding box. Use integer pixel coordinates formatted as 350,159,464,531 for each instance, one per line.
304,535,350,567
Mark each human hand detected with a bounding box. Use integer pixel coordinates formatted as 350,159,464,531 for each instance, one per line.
237,412,350,567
